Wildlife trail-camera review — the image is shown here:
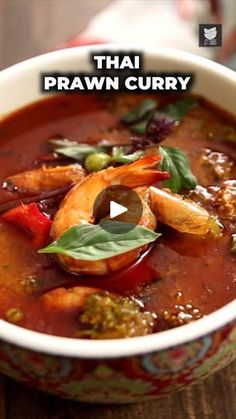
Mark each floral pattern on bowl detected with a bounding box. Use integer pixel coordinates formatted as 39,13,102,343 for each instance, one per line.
0,320,235,403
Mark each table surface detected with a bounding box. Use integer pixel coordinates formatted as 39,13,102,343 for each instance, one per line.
0,1,235,418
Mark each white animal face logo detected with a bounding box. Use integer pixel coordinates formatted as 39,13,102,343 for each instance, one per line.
204,27,217,40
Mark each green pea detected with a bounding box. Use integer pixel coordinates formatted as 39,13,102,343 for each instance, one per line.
5,307,24,323
85,152,111,172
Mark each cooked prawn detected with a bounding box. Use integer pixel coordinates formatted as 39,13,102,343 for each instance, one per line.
51,156,169,275
149,186,222,236
41,286,99,311
3,164,85,193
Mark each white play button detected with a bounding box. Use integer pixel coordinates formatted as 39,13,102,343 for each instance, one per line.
93,185,143,233
110,200,128,219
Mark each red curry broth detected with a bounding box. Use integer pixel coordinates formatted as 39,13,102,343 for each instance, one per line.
0,93,235,337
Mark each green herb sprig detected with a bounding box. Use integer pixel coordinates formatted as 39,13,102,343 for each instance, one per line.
111,147,144,163
160,97,197,121
122,97,198,135
159,146,197,193
49,139,112,160
121,99,158,125
50,139,144,170
39,221,160,261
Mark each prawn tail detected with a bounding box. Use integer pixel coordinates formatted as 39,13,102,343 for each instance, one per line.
111,155,170,188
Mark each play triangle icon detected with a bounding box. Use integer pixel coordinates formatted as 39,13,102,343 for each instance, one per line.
110,200,128,219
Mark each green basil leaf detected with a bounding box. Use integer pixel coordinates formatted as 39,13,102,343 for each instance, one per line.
130,120,148,134
122,99,158,125
39,221,160,260
49,139,112,160
49,139,78,148
112,146,144,163
160,97,198,121
232,234,236,253
54,145,96,160
159,146,197,193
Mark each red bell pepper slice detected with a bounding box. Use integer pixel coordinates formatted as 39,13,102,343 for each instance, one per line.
2,203,52,247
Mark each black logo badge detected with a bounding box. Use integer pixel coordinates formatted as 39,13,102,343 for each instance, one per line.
199,24,222,47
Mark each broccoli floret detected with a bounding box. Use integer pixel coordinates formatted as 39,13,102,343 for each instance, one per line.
76,291,155,339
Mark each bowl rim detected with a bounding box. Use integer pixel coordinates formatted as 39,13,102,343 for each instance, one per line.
0,45,235,359
0,300,235,358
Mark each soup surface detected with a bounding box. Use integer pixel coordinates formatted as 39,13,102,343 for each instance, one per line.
0,93,235,338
